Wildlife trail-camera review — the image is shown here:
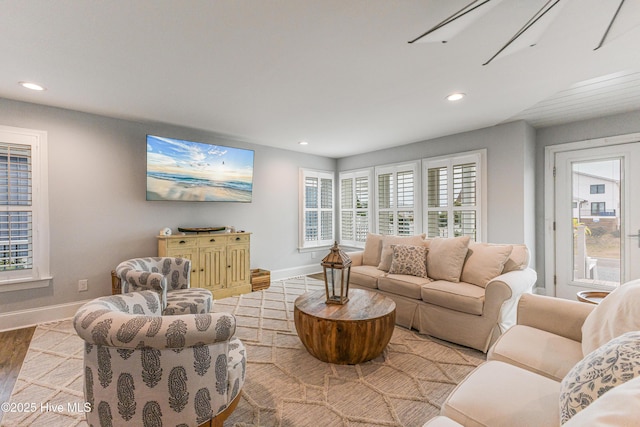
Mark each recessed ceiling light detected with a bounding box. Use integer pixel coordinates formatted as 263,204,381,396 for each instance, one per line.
446,92,465,101
298,141,309,146
19,81,46,91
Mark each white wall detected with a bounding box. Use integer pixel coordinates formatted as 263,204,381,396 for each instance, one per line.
0,98,334,319
338,120,537,255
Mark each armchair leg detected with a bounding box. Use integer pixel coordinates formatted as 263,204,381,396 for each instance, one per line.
198,390,242,427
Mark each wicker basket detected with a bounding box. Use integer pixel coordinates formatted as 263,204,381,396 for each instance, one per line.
251,268,270,291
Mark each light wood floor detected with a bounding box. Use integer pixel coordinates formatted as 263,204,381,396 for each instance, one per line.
0,326,36,424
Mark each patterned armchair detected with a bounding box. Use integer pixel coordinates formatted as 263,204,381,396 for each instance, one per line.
115,257,213,315
73,290,246,427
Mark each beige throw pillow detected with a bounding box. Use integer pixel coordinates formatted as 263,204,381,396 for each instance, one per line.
460,242,513,287
502,244,530,273
388,244,428,278
426,236,470,282
377,234,426,271
362,233,384,266
581,278,640,355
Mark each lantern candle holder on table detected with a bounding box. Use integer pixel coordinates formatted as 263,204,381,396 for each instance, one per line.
321,241,352,305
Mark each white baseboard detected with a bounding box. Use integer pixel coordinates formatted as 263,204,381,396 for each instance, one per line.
1,267,325,332
270,264,323,281
0,299,91,332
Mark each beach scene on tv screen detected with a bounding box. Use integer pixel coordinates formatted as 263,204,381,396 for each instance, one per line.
146,135,254,202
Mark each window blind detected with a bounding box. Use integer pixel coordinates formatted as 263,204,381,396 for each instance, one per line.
0,143,33,271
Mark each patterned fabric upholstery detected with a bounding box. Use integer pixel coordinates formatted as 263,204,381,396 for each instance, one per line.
115,257,212,314
165,288,214,315
73,291,246,427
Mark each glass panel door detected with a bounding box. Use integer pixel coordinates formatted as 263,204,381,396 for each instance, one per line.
555,142,640,300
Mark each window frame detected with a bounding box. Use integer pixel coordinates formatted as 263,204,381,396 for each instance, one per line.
0,125,51,292
339,168,373,248
374,161,421,236
590,184,605,194
422,149,487,242
299,168,335,250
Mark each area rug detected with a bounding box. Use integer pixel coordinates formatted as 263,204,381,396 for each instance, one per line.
3,277,485,427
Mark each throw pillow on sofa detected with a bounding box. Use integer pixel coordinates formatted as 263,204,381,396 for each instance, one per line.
426,236,470,282
363,233,384,266
460,242,513,287
502,244,530,273
388,244,428,278
559,330,640,424
377,234,427,271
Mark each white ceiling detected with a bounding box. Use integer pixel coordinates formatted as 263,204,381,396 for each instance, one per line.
1,0,640,158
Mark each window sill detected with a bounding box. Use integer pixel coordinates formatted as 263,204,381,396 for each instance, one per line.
298,245,332,254
0,276,53,293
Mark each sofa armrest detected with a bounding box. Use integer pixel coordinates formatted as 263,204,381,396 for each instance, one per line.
487,268,537,333
517,293,595,342
347,251,364,266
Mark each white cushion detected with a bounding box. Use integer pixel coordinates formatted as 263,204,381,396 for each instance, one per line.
581,278,640,355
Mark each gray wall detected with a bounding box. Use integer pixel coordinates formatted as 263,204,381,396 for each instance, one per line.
338,120,537,256
0,98,335,314
534,110,640,291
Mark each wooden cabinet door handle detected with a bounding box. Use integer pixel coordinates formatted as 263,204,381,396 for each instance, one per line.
210,238,216,242
179,240,186,244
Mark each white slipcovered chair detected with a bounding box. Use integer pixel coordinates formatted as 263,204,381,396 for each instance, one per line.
73,290,245,427
115,257,212,315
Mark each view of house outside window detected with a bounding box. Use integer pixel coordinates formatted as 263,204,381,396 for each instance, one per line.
572,159,621,285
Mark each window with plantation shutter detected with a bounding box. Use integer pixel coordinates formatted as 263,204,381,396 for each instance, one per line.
0,125,50,291
300,169,334,249
375,162,420,236
423,150,485,241
339,169,372,247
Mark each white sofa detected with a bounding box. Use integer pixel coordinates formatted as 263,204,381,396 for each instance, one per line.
348,234,536,352
425,280,640,427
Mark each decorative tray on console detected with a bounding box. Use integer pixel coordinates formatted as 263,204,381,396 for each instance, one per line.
177,227,227,234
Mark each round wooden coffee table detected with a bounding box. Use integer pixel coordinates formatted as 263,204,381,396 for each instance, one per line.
294,289,396,364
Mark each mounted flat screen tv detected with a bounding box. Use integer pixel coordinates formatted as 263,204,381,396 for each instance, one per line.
146,135,254,202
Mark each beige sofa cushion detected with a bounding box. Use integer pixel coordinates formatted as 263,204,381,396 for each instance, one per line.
378,274,431,300
581,278,640,355
563,375,640,427
426,236,470,282
421,280,484,315
442,361,560,427
389,244,428,278
377,234,426,271
502,244,530,273
560,331,640,424
460,242,513,288
488,325,583,381
350,265,386,289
